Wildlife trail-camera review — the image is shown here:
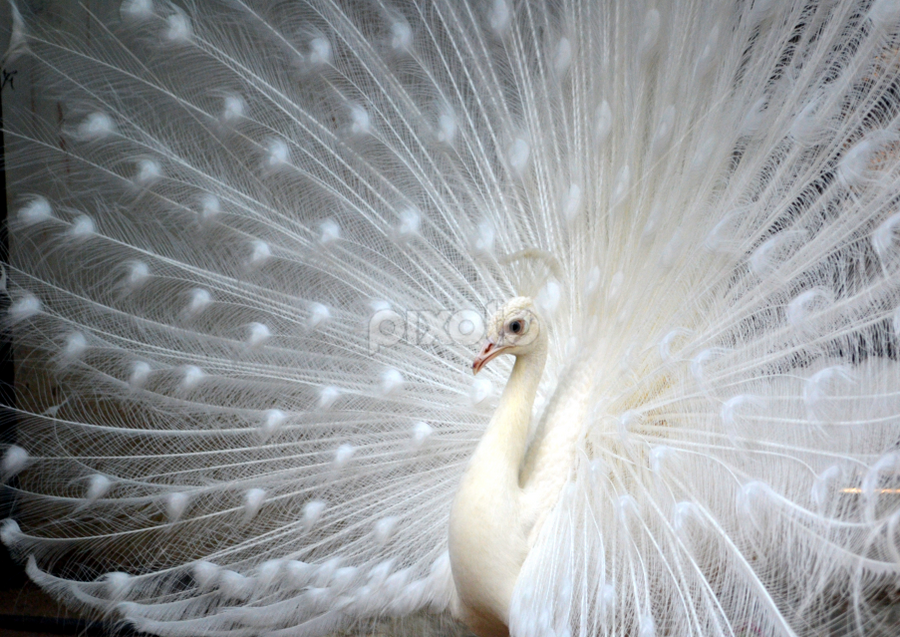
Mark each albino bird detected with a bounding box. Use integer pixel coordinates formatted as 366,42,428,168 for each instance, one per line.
3,1,900,636
450,297,548,636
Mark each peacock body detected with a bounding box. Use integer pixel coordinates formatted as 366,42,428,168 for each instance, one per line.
1,0,900,635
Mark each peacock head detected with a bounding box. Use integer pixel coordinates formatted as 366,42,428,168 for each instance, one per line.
472,297,544,374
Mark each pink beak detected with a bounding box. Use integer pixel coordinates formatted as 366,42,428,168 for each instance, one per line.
472,340,506,375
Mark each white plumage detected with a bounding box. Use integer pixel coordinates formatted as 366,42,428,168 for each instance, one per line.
2,1,900,636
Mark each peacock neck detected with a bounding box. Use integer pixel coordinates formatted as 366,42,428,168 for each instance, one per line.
448,341,547,637
471,348,547,489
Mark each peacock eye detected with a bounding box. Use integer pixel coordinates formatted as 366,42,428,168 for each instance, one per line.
509,320,522,334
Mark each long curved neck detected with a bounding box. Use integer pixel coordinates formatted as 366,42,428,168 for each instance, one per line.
448,342,547,637
469,349,547,488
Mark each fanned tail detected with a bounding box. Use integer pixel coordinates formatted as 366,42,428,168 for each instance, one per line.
2,1,900,636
